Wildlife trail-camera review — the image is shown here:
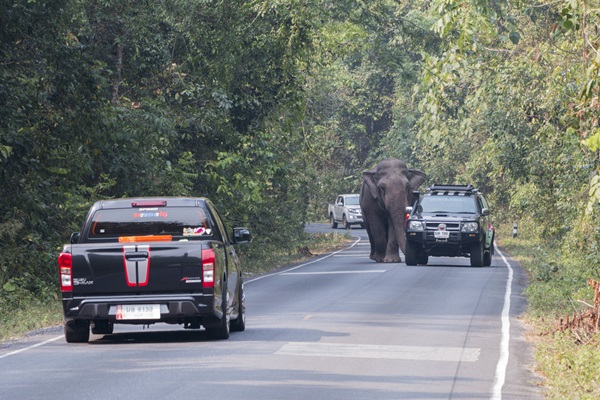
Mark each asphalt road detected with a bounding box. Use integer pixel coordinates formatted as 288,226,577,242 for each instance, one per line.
0,224,543,399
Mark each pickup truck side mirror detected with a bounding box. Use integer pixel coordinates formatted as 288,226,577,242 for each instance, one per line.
69,232,81,244
482,208,490,216
233,227,251,244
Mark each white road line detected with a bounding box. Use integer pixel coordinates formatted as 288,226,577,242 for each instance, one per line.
0,335,63,360
280,270,386,275
276,342,480,362
492,245,513,400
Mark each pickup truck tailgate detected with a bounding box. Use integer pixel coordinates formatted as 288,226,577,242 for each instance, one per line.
69,242,208,294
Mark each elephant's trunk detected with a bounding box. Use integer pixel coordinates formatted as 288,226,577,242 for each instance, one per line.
389,208,407,256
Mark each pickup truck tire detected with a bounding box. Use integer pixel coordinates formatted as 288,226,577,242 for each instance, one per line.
91,320,114,335
207,282,230,340
65,320,90,343
470,242,484,268
330,214,338,229
230,284,246,332
343,215,350,229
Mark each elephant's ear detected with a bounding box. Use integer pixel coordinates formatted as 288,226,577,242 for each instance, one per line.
408,169,427,190
362,170,379,199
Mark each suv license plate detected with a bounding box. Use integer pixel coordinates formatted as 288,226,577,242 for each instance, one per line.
116,304,160,320
434,231,450,239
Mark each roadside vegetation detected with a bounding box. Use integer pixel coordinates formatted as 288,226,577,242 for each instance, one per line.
497,216,600,398
1,0,599,397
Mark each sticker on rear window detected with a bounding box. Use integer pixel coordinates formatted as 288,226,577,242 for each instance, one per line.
133,211,168,218
183,227,211,236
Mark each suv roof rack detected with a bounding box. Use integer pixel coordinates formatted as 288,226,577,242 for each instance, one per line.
428,184,478,195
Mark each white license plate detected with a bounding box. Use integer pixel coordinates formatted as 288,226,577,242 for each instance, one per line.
434,230,450,239
116,304,160,320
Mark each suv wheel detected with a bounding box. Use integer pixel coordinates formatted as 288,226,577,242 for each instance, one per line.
483,250,491,267
405,242,418,266
470,242,484,267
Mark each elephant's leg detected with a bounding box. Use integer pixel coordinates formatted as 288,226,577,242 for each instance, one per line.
383,221,402,263
362,212,387,262
370,218,388,262
363,220,376,260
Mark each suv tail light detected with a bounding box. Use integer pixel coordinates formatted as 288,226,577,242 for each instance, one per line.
58,252,73,291
202,249,215,288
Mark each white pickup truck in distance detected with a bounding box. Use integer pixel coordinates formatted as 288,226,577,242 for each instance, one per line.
328,194,364,229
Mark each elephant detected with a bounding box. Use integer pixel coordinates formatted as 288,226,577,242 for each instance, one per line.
360,158,427,263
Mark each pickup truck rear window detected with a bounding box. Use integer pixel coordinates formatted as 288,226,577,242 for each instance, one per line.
87,207,214,240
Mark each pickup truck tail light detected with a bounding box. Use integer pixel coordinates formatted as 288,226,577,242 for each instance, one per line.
58,252,73,291
202,249,215,288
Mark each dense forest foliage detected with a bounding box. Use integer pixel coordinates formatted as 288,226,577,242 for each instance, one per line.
2,0,600,394
1,0,599,323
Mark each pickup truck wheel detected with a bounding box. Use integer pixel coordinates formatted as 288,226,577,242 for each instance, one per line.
65,320,90,343
207,285,230,340
230,284,246,332
343,215,350,229
470,242,484,267
405,242,418,266
91,320,114,335
330,214,338,229
417,253,429,265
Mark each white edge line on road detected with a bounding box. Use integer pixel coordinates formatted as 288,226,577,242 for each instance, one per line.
245,235,363,284
1,236,365,360
492,245,514,400
0,335,63,360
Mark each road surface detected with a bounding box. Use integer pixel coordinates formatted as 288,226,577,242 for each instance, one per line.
0,224,543,399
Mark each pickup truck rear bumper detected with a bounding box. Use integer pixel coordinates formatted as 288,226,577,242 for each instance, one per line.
62,293,221,325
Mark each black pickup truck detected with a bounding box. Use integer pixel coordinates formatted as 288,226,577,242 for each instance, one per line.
58,197,250,343
405,184,494,267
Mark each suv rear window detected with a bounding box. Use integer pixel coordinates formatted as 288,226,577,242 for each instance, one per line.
419,195,478,214
87,207,214,240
